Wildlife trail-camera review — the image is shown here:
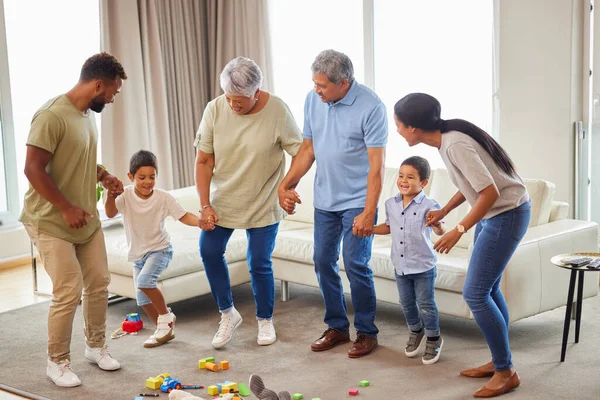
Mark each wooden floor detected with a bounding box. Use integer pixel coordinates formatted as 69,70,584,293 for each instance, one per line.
0,261,52,399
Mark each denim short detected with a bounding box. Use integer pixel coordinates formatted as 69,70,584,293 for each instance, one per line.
132,245,173,306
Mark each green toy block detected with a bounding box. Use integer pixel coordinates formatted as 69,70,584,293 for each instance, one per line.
292,394,303,400
311,398,321,400
204,356,215,362
238,383,251,397
359,380,370,387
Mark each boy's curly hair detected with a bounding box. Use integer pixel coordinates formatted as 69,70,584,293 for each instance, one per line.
80,52,127,82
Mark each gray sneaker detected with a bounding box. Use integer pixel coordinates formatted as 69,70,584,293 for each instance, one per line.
404,330,425,357
422,337,443,365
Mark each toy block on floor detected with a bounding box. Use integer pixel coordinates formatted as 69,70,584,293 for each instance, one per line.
198,358,207,369
359,380,370,387
207,385,219,395
145,372,170,389
220,360,230,370
222,382,238,393
349,389,359,396
204,361,219,372
204,356,215,362
292,394,304,400
238,383,251,397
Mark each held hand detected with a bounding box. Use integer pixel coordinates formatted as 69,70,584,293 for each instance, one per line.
102,175,124,196
352,211,375,238
431,220,442,229
278,187,301,215
426,209,447,227
200,207,219,231
433,229,462,254
62,205,93,229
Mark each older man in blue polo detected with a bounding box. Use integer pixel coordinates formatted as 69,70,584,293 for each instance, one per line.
278,49,388,358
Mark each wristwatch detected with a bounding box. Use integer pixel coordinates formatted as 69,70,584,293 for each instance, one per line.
456,224,466,234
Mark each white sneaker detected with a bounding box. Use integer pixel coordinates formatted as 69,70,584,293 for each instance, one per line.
212,308,243,349
46,359,81,387
257,319,277,346
84,345,121,371
155,311,176,344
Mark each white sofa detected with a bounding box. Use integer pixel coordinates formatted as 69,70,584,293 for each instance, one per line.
103,167,599,323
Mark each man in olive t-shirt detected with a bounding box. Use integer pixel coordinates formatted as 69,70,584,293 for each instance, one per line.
19,52,127,388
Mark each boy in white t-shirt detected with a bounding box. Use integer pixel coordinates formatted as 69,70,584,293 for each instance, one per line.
105,150,200,348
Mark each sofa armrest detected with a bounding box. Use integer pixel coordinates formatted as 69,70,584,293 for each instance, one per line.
503,219,599,322
549,201,569,222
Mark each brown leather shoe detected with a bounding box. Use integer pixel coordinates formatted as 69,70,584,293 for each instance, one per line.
347,333,378,358
310,328,350,352
460,367,495,378
473,372,520,398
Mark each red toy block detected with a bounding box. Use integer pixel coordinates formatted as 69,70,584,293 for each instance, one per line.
349,389,359,396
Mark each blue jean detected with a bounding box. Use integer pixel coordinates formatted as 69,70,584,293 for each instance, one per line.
313,208,378,337
132,245,174,306
199,223,279,320
463,201,531,371
395,267,440,338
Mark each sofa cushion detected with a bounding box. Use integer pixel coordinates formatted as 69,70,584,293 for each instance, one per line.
523,179,554,227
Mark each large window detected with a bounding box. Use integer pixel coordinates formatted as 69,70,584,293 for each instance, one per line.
3,0,100,213
269,0,493,170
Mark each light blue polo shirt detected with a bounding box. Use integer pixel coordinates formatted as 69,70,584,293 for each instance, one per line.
385,191,441,276
303,80,388,211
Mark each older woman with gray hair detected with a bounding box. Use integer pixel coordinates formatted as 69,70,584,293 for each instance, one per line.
194,56,303,349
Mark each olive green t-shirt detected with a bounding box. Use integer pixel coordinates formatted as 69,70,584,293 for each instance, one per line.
194,94,303,229
19,95,100,243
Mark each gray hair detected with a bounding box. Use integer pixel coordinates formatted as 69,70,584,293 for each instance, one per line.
220,57,263,97
311,49,354,85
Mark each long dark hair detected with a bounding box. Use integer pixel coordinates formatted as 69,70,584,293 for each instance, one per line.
394,93,516,177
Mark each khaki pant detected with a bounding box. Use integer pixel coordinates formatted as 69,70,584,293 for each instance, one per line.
25,225,110,363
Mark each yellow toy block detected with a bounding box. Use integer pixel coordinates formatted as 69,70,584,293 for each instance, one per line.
220,360,230,370
145,372,170,389
207,385,219,395
205,361,219,372
222,382,238,393
198,359,207,369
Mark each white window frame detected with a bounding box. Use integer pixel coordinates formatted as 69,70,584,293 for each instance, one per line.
0,0,19,227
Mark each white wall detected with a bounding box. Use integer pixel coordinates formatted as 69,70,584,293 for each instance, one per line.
498,0,583,213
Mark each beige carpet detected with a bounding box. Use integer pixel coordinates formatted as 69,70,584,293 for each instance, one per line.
0,281,598,400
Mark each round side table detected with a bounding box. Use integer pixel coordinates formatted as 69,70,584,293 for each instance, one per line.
550,252,600,362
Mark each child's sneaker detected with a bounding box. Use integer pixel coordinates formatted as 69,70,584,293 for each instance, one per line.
422,337,443,365
46,359,81,387
405,330,425,357
154,311,176,344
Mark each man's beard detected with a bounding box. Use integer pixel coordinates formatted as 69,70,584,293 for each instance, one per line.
90,97,106,113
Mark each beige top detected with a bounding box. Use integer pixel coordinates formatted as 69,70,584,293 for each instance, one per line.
19,95,101,243
194,94,303,229
439,131,529,219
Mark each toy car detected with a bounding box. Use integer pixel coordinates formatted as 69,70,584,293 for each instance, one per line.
160,377,182,393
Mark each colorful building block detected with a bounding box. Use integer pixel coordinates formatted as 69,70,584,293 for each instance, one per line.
292,394,303,400
349,389,359,396
311,398,321,400
204,356,215,362
238,383,251,397
199,359,207,369
220,360,230,370
207,385,219,395
222,382,238,393
359,380,370,387
145,372,170,389
204,361,219,372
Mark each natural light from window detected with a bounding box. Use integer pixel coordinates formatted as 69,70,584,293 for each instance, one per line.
4,0,100,208
269,0,492,171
